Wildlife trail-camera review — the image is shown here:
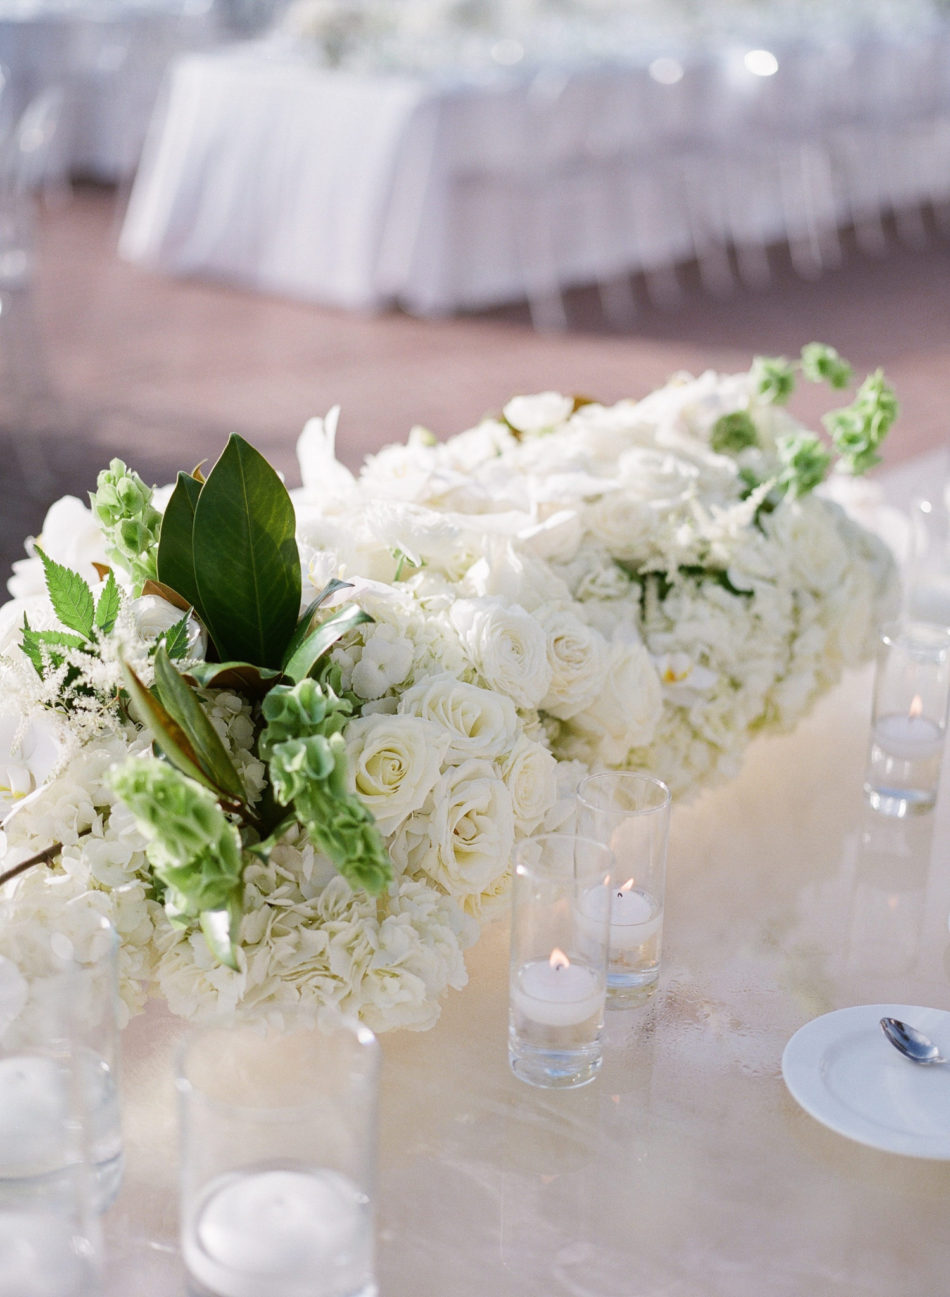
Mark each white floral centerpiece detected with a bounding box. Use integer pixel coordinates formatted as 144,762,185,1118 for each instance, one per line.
0,347,898,1031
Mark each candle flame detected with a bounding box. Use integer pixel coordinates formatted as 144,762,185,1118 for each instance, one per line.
549,947,570,971
909,694,923,719
617,878,635,899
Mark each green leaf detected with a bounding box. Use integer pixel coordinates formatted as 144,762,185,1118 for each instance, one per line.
183,660,284,694
19,618,86,675
35,547,95,641
120,658,230,796
157,615,193,661
189,436,301,670
152,646,247,803
156,472,203,612
282,606,373,684
94,571,120,635
280,580,354,668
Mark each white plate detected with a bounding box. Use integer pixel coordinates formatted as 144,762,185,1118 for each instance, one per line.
782,1004,950,1159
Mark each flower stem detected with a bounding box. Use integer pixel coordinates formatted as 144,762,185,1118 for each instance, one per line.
0,842,63,890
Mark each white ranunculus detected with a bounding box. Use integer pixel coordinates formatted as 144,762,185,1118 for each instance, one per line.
398,673,520,760
391,759,515,903
449,598,551,709
503,392,574,435
345,713,448,835
500,736,558,833
131,595,207,658
568,639,662,764
537,608,610,721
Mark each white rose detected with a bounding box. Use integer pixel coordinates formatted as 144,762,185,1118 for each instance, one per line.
389,759,514,902
763,497,849,593
398,673,519,760
449,598,551,709
131,595,206,657
568,639,662,764
502,392,574,434
295,406,359,503
583,491,656,562
537,607,610,720
345,714,448,835
500,736,558,833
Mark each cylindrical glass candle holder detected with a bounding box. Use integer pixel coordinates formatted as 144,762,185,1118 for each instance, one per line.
508,834,613,1090
863,621,950,817
176,1009,380,1297
575,771,672,1006
904,480,950,627
0,911,121,1213
0,912,120,1297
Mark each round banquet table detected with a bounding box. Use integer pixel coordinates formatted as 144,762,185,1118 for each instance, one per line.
100,454,950,1296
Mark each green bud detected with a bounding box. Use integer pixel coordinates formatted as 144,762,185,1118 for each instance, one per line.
751,355,796,405
775,432,832,498
711,410,759,455
800,342,853,390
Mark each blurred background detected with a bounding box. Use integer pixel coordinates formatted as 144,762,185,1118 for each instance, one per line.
1,0,949,579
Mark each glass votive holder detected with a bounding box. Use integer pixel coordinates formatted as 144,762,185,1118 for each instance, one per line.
863,620,950,817
176,1009,380,1297
508,833,613,1090
0,911,122,1214
575,770,672,1007
0,912,120,1297
904,481,950,626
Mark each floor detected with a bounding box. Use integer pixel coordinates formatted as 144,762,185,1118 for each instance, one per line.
1,181,948,580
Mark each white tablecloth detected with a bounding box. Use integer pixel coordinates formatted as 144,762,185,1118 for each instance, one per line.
119,29,950,313
97,450,950,1296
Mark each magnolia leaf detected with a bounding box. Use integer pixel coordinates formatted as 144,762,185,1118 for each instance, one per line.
191,436,301,669
282,605,373,684
183,660,284,694
152,647,247,803
35,547,95,641
156,472,203,612
120,659,226,796
94,570,120,634
140,578,193,614
280,580,354,667
92,562,111,581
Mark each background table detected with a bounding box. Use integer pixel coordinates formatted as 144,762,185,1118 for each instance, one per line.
101,451,950,1296
119,24,950,315
0,0,220,181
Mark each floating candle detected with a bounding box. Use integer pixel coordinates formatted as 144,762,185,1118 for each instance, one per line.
510,949,604,1028
183,1165,373,1297
578,880,663,951
872,697,944,761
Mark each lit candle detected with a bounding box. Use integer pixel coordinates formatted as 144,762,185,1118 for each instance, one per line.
578,879,663,951
873,695,944,761
183,1166,372,1297
510,948,604,1027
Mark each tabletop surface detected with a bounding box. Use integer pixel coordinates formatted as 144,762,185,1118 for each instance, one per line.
102,578,950,1294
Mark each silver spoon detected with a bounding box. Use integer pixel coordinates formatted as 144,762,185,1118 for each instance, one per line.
880,1016,948,1066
